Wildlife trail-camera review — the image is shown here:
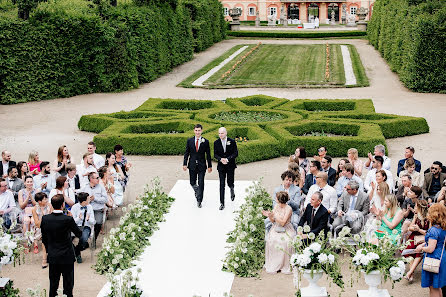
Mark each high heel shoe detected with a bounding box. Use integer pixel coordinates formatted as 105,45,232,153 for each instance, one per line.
42,259,48,269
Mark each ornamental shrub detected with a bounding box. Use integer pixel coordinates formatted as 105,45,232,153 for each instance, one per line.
0,0,225,104
368,0,446,93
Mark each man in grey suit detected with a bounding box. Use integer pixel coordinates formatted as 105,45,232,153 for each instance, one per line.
265,170,302,232
6,167,24,200
332,180,369,234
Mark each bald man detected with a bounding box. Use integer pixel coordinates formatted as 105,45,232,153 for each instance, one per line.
214,127,238,210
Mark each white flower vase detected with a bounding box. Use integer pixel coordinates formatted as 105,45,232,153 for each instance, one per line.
300,269,327,297
357,270,390,297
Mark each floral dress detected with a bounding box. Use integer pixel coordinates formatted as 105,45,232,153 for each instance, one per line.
404,217,429,258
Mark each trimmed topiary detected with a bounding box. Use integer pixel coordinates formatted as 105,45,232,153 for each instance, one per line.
78,96,429,163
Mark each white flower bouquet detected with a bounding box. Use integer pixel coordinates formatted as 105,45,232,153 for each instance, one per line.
0,218,24,267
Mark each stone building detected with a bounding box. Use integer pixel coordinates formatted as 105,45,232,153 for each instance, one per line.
222,0,374,23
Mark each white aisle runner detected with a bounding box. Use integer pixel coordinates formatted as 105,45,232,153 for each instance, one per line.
98,179,253,297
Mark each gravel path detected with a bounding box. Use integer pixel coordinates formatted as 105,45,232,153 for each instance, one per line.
1,38,446,297
341,44,357,85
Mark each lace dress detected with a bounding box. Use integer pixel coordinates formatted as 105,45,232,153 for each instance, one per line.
265,204,296,274
110,166,124,206
363,189,384,241
34,204,51,240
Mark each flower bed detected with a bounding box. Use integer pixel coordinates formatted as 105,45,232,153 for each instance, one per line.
223,180,273,277
213,111,285,122
94,178,174,274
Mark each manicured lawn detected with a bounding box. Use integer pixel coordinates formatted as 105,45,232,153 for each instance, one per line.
180,44,368,88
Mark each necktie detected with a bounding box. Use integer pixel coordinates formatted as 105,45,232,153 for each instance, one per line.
313,176,316,184
223,140,226,153
81,207,87,226
195,138,199,152
350,195,357,211
311,208,316,225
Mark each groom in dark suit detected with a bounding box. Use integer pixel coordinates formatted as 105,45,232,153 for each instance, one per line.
214,127,238,210
183,124,212,208
298,191,329,242
41,194,82,297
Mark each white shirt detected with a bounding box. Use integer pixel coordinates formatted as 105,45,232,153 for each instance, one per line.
33,173,55,195
364,168,394,193
0,191,16,213
92,153,105,169
365,155,391,171
76,164,97,188
2,162,8,176
71,203,95,228
49,188,75,205
194,137,202,151
305,184,338,214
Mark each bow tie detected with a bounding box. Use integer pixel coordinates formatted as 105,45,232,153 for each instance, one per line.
81,206,87,210
319,188,323,192
9,179,15,181
41,175,48,178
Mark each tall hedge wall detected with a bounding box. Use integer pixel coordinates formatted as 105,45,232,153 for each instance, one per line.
0,0,226,104
367,0,446,93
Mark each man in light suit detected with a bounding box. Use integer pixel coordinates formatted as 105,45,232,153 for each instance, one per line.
265,171,302,232
214,127,238,210
332,180,369,234
6,167,24,200
183,124,212,208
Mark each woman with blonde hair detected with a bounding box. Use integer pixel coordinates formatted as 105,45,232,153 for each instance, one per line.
52,145,72,177
347,148,363,177
398,158,423,187
403,199,429,282
415,203,446,297
374,194,404,244
27,151,41,176
364,180,390,240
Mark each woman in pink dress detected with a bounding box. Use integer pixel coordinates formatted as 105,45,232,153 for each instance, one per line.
28,151,41,176
263,191,296,274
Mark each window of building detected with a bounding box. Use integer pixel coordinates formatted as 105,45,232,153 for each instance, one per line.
269,7,277,16
350,6,357,15
223,7,228,16
248,7,256,16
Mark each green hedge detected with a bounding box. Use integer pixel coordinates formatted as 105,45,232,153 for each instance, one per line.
367,0,446,93
78,96,429,163
227,30,367,38
0,0,225,104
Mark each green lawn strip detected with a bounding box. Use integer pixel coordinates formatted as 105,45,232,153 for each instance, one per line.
226,30,367,38
329,44,346,85
178,44,253,88
348,44,370,87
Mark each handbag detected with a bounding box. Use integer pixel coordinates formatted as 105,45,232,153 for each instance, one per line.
422,236,445,273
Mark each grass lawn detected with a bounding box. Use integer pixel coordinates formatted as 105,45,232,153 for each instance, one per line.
180,44,368,88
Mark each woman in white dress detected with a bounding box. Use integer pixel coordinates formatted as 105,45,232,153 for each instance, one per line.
263,191,296,274
105,152,125,206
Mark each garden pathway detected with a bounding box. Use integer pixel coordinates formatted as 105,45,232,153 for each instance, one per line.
97,180,253,297
341,45,357,85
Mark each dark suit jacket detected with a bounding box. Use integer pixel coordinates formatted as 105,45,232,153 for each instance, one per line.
41,212,82,264
183,137,212,171
326,167,336,187
302,173,316,195
422,172,446,198
214,137,238,171
0,161,16,177
298,204,329,236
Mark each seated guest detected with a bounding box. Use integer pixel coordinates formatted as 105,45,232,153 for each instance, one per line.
105,153,125,206
332,180,369,234
265,171,302,232
364,156,394,193
66,164,80,195
49,176,75,209
32,192,52,268
76,153,97,189
436,183,446,205
71,192,95,263
305,172,337,217
289,146,309,175
114,145,131,190
398,158,423,188
298,192,329,239
1,150,16,178
288,162,304,189
397,146,421,176
87,141,105,169
0,178,17,229
27,151,41,176
302,160,321,195
400,186,422,236
415,203,446,296
263,191,296,274
335,158,350,182
18,176,37,251
33,162,55,195
52,145,73,177
364,181,390,240
17,161,29,181
347,148,363,177
396,174,413,205
320,155,336,187
422,161,446,201
403,199,429,282
373,194,404,244
364,144,391,171
81,172,108,240
98,166,116,209
6,166,24,200
336,163,364,197
313,146,327,162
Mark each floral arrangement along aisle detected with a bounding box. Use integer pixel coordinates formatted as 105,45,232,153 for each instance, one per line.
223,180,273,277
94,178,175,274
291,227,344,296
